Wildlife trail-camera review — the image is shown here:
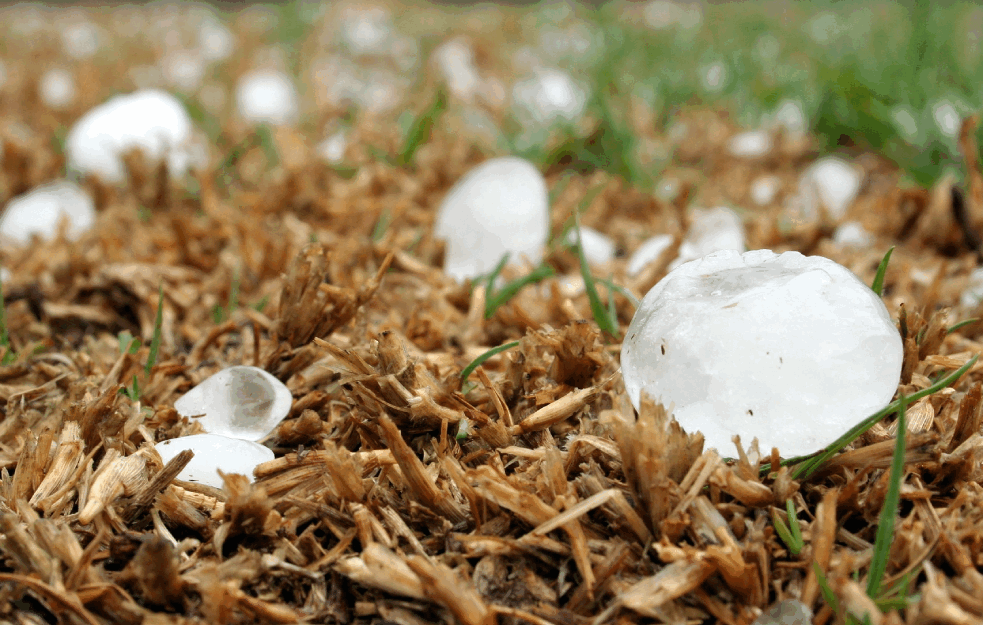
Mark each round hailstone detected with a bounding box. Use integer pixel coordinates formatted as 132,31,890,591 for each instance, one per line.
174,366,292,441
512,68,587,125
621,249,903,457
0,180,95,244
832,221,872,248
564,226,616,266
727,130,772,158
750,175,780,206
434,157,549,283
235,69,299,126
803,156,863,221
66,89,199,184
317,131,347,164
155,434,274,489
671,206,746,269
627,234,674,277
39,68,76,110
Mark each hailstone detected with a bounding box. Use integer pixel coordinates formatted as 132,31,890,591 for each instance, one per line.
174,366,292,441
434,157,549,283
155,434,273,489
621,249,903,456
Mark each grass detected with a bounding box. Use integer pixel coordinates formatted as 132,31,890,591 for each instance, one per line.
0,272,13,366
870,246,894,297
866,394,907,598
121,284,165,402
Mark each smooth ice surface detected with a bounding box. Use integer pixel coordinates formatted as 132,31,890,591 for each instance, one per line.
435,157,549,282
728,130,772,158
621,249,904,456
671,206,746,269
565,226,616,266
155,434,274,489
66,89,198,183
174,366,292,441
235,69,299,126
0,180,95,244
628,234,674,277
832,221,872,248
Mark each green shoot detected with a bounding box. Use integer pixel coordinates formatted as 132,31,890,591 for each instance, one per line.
0,271,13,366
396,89,447,167
255,124,280,168
947,318,979,334
484,263,556,319
595,276,640,308
118,331,140,355
573,214,619,338
771,499,804,556
813,562,840,616
477,253,510,295
145,284,164,377
460,340,521,383
870,247,894,297
251,295,270,313
792,355,978,479
371,209,392,241
867,394,907,598
211,270,240,324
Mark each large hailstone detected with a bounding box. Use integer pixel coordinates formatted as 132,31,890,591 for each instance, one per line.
434,157,549,283
0,180,95,244
621,249,903,456
155,434,274,489
174,366,292,441
65,89,199,184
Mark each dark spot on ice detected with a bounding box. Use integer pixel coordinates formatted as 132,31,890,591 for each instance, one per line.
747,409,753,416
661,344,666,355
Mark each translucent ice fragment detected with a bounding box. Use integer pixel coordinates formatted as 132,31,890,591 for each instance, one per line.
434,157,549,283
66,89,200,184
0,180,95,244
174,366,292,441
565,226,616,266
235,69,299,126
627,234,674,277
804,157,863,221
155,434,274,489
621,249,903,457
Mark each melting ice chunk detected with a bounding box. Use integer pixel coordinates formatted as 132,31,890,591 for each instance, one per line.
0,180,95,244
621,249,903,456
155,434,274,489
174,366,292,441
434,157,549,283
65,89,201,184
565,226,616,266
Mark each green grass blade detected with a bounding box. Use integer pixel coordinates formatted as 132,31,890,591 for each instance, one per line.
595,276,640,308
771,508,799,555
397,89,447,167
0,271,12,365
793,355,978,479
478,253,510,293
460,340,521,382
786,498,803,551
573,214,619,337
813,562,839,614
870,246,895,297
484,263,556,318
867,394,907,598
947,318,979,334
145,284,164,377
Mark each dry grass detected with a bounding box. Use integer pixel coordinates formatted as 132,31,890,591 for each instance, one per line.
2,4,983,625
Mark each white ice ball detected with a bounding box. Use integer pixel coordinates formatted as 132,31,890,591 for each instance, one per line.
621,249,903,456
434,157,549,283
0,180,95,244
66,89,199,184
155,434,274,489
235,69,299,126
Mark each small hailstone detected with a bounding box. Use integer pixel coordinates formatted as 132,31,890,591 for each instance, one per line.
155,434,274,489
671,206,746,268
317,131,347,164
197,14,235,62
512,68,587,125
621,249,903,456
174,366,293,441
750,175,780,206
0,180,95,244
804,156,863,221
700,61,727,93
627,234,674,277
434,38,481,101
832,221,872,248
60,20,101,59
960,267,983,309
39,68,76,110
66,89,199,184
773,99,807,136
434,157,549,283
565,227,616,266
163,51,205,92
728,130,772,158
235,69,299,126
340,6,393,55
933,100,960,138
